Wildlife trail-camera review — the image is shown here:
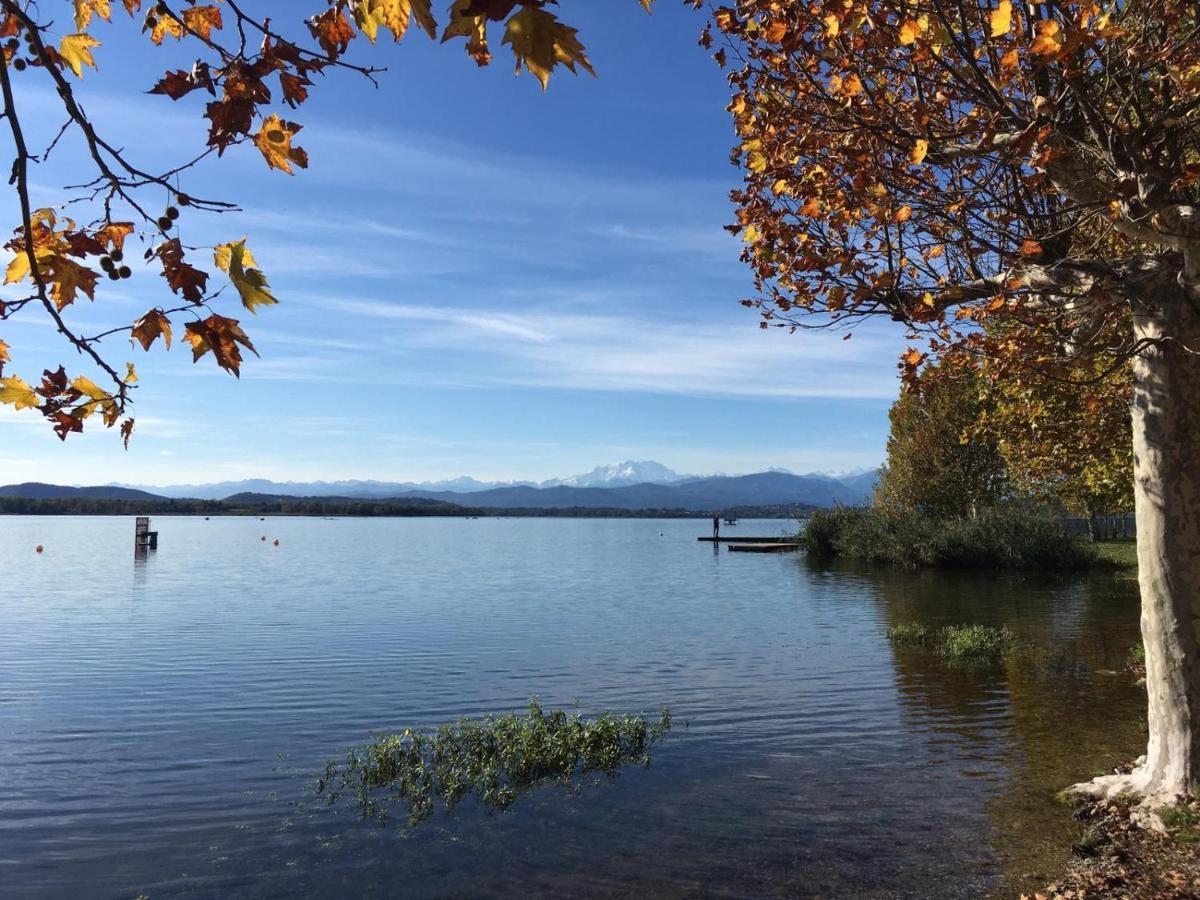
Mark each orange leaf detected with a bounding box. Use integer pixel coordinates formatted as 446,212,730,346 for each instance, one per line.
253,115,309,175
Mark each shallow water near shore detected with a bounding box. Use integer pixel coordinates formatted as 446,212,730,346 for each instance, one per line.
0,515,1145,898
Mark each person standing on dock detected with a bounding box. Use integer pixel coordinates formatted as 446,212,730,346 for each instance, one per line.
712,514,720,540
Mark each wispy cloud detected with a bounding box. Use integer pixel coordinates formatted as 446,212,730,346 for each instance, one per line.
309,296,902,399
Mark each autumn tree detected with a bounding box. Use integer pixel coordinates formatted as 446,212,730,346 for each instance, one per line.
0,0,652,443
707,1,1200,812
876,363,1006,518
978,348,1133,534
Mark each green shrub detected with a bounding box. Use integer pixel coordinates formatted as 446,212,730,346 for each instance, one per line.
803,505,1099,571
316,698,671,827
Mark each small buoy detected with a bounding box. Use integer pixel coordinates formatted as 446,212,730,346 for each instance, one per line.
35,545,43,554
273,539,279,546
260,517,265,522
261,536,267,542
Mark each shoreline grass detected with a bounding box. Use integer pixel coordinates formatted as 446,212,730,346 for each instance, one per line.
804,506,1105,571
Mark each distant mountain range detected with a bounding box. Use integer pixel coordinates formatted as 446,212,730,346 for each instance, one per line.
115,460,696,500
113,460,875,501
1,463,879,512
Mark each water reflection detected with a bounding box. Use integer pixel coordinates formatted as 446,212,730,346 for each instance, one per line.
852,561,1145,895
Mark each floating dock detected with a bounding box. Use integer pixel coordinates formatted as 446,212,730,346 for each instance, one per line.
728,543,798,553
697,536,792,543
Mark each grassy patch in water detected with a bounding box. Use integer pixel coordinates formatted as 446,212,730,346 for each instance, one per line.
887,623,1030,664
316,698,672,827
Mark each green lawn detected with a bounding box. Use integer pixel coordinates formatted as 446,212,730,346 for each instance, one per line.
1095,540,1138,571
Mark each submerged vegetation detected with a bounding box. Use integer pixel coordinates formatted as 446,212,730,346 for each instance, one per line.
316,699,672,827
804,505,1100,571
887,623,1031,665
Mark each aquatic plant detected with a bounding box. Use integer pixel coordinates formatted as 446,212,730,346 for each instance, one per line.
316,698,672,827
884,623,934,648
886,623,1029,665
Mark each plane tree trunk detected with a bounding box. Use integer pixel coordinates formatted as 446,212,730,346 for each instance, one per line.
1074,284,1200,814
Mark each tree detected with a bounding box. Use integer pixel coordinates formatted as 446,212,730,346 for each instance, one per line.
978,345,1133,533
876,363,1006,518
706,1,1200,811
0,0,653,443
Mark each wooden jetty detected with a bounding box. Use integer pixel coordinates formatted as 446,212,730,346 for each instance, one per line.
698,536,791,543
728,542,798,553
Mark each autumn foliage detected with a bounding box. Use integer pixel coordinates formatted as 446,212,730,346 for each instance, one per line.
0,0,652,443
707,1,1200,383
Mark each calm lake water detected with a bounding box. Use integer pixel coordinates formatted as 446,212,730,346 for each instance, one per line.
0,516,1146,898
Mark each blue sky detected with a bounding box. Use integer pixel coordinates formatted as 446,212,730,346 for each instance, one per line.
1,2,903,485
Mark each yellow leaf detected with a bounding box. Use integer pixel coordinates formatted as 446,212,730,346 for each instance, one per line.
144,9,183,43
1030,19,1062,57
638,0,654,11
990,1,1013,38
214,239,278,313
0,375,39,411
59,33,100,78
125,362,138,384
181,5,222,41
253,114,308,175
502,6,594,91
911,139,929,165
47,258,98,310
74,0,112,32
353,0,436,43
72,375,109,401
823,14,839,38
1000,48,1019,71
898,19,919,46
894,205,913,223
5,251,29,285
0,338,7,365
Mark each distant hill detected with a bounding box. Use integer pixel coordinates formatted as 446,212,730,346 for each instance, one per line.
0,482,168,501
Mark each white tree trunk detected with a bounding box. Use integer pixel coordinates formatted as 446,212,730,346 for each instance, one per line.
1073,290,1200,813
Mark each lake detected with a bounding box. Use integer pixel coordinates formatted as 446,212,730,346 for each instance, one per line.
0,516,1146,898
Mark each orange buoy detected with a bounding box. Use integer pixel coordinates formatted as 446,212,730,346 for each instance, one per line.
35,545,43,554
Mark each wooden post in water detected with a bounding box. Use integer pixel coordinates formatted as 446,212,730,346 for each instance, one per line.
134,516,159,555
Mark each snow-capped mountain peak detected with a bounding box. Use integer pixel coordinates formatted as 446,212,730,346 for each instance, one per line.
543,460,685,489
